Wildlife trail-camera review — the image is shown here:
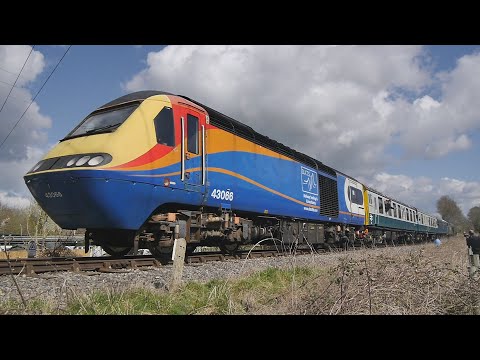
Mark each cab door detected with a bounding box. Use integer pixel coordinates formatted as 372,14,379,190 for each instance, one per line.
178,106,207,194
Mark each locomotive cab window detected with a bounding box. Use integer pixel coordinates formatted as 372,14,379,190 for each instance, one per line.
63,103,139,140
348,186,363,205
187,114,199,154
154,107,175,147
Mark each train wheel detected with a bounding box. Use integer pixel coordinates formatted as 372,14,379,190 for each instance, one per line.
146,243,172,265
219,242,240,255
101,244,132,257
186,245,198,255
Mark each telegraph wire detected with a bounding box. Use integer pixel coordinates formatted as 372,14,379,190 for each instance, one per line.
0,45,72,151
0,79,21,89
0,45,35,115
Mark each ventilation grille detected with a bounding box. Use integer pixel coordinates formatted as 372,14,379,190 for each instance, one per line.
319,175,339,217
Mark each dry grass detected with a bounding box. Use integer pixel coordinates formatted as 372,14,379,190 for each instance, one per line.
282,235,480,315
0,248,89,259
0,250,28,259
2,235,479,315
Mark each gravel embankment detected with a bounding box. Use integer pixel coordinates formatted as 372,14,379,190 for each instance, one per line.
0,243,433,307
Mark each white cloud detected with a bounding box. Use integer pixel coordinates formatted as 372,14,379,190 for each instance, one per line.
124,46,480,178
0,45,45,87
0,145,44,206
0,45,52,163
0,46,52,208
391,52,480,159
0,191,31,209
124,45,438,177
439,177,480,215
366,172,436,211
365,172,480,216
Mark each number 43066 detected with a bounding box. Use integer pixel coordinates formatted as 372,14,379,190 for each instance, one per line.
210,189,234,201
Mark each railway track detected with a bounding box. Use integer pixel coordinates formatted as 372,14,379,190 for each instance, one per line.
0,241,408,276
0,246,327,276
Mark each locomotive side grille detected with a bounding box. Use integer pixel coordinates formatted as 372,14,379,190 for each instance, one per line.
319,175,339,217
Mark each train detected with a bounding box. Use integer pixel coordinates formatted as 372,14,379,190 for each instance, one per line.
23,90,454,262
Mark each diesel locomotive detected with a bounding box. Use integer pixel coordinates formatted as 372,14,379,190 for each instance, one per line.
24,91,452,261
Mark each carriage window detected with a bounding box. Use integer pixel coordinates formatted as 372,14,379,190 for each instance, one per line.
378,197,384,214
187,114,199,154
154,107,175,147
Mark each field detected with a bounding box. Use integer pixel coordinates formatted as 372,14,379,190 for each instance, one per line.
1,235,479,314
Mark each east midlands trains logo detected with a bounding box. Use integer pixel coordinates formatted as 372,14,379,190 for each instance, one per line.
301,167,318,213
301,167,318,195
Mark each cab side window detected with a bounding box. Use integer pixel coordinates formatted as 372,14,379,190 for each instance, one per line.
187,114,199,154
154,107,175,147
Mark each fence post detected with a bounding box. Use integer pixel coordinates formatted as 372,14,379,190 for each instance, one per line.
169,238,187,292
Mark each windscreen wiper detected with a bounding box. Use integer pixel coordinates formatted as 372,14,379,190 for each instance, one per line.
61,123,122,141
85,123,122,134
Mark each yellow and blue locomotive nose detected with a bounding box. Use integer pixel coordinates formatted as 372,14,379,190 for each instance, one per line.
24,162,155,230
24,93,182,230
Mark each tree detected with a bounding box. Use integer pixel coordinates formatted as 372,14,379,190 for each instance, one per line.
0,200,61,236
468,206,480,233
436,195,470,232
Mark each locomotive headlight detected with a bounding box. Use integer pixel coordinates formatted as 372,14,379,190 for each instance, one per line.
66,158,77,167
75,156,91,166
87,155,104,166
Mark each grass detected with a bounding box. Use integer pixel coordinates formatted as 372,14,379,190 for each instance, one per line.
63,267,319,315
2,235,480,315
0,266,320,315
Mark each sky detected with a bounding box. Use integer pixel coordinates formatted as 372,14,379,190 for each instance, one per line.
0,45,479,219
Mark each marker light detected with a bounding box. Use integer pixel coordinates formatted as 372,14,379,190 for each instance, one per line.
75,156,91,166
88,155,104,166
66,158,77,167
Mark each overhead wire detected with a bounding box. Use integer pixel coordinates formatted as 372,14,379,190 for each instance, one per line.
0,45,72,151
0,45,35,115
0,64,29,77
0,79,21,89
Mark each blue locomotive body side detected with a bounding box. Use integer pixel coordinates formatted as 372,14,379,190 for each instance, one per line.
202,151,343,223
